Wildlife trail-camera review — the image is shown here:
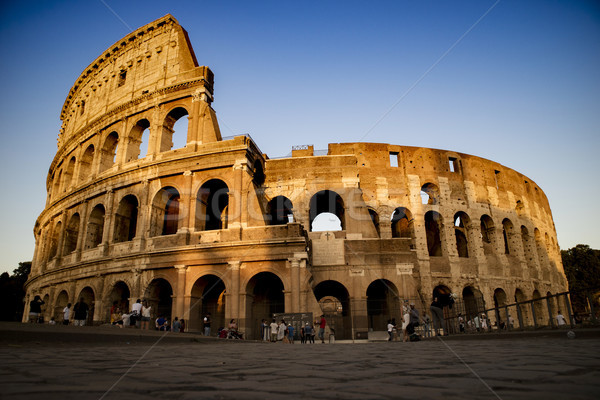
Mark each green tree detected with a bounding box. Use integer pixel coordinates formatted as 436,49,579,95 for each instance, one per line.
0,261,31,321
561,245,600,314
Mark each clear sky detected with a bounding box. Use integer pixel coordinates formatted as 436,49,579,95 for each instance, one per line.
0,0,598,274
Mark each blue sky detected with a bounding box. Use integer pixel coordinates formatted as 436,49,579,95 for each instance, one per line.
0,0,598,274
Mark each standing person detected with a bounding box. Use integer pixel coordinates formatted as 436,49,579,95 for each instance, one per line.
300,324,306,344
287,323,295,344
269,319,279,342
277,320,286,342
73,298,89,326
556,310,567,326
203,312,212,336
305,323,315,344
473,314,481,332
481,314,488,331
179,319,186,333
172,317,181,332
458,313,465,333
131,299,143,328
430,296,445,336
407,303,420,337
62,303,71,325
387,319,395,341
29,295,44,323
141,300,152,330
318,315,327,343
261,319,269,341
423,314,432,338
401,306,410,342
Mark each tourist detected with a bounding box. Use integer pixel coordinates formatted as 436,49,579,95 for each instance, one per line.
73,298,89,326
156,315,168,331
29,295,44,323
387,319,394,341
430,296,444,336
172,316,181,332
270,319,278,342
556,310,567,326
131,299,143,328
473,314,481,332
204,312,211,336
111,307,124,328
458,313,465,333
179,319,186,333
62,302,71,325
508,314,514,329
481,314,488,331
401,306,410,342
408,303,420,337
318,314,327,343
305,323,315,343
277,319,286,342
287,323,295,344
423,314,431,337
300,324,306,344
140,300,152,330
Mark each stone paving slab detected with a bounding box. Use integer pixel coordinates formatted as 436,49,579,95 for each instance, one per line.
1,323,599,399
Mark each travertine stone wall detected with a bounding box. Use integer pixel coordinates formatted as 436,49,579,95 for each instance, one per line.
24,15,567,339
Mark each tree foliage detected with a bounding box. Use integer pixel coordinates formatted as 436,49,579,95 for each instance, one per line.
0,262,31,321
561,245,600,313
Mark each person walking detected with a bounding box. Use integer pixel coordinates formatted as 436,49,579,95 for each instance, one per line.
318,314,327,343
430,296,445,336
73,298,89,326
62,303,71,325
203,312,212,336
287,323,295,344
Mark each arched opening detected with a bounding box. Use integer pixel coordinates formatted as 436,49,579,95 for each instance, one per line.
247,272,285,340
462,286,484,320
521,226,536,272
150,187,181,237
454,212,470,258
76,287,95,325
546,291,557,323
85,204,105,249
52,170,62,199
79,145,95,183
534,228,549,272
502,218,514,255
391,207,413,238
108,281,130,321
425,211,443,256
125,119,151,162
63,213,80,254
267,196,293,225
313,280,351,340
53,290,69,322
113,195,138,243
64,156,76,192
420,183,439,205
514,288,529,328
195,180,229,231
161,107,189,152
309,190,345,232
47,221,62,260
144,278,173,321
189,275,226,334
532,289,545,326
493,288,507,308
480,215,496,255
366,279,400,331
368,208,380,237
99,131,119,173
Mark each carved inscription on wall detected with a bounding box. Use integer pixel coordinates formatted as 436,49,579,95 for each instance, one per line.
312,233,345,266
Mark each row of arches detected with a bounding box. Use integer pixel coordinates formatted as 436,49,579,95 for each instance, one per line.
49,106,190,202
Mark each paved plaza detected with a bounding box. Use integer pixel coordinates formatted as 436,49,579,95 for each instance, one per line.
1,323,599,400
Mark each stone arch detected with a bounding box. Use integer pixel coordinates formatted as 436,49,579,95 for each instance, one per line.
85,204,105,249
502,218,515,255
113,194,139,243
391,207,413,239
78,144,95,183
246,272,285,340
532,289,545,326
462,286,484,319
53,290,70,322
454,212,471,258
52,170,62,200
150,186,181,236
420,182,440,205
514,288,530,328
47,220,62,260
63,213,80,254
309,190,345,231
267,196,294,225
125,118,151,162
99,131,119,173
480,215,496,255
494,288,507,307
425,211,443,256
63,156,76,192
144,278,173,320
195,179,229,231
366,279,401,331
189,274,226,334
313,280,352,340
161,106,189,152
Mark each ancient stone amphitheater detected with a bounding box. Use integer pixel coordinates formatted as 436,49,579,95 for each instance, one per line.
24,15,568,338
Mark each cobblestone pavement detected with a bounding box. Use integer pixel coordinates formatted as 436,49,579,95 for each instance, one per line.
1,323,599,400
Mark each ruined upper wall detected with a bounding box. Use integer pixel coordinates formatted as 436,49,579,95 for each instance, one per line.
57,14,209,148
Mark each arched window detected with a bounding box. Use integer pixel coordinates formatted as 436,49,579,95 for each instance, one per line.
267,196,293,225
195,180,229,231
150,187,181,237
52,170,62,200
99,131,119,173
63,156,76,192
114,195,139,242
309,190,345,232
425,211,443,256
391,207,413,238
480,215,495,255
454,212,470,258
521,226,534,265
161,107,189,152
502,218,514,255
79,145,95,182
47,221,62,260
85,204,105,248
63,213,80,254
125,119,150,162
420,183,440,205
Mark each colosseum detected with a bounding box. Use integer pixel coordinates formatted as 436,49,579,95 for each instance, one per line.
24,15,568,339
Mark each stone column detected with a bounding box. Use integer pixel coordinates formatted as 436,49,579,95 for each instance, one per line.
55,211,68,260
228,261,241,318
184,171,195,233
101,190,115,256
228,160,247,230
289,258,301,312
75,200,90,261
174,265,187,319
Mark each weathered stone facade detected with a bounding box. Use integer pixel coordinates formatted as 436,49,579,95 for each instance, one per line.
24,15,567,339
